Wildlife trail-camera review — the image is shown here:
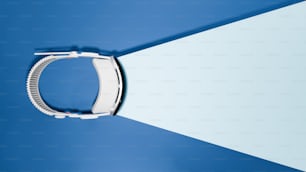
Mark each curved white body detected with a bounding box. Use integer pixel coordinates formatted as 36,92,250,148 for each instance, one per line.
27,51,123,119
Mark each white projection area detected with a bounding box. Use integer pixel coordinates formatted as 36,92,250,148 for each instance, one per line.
118,2,306,170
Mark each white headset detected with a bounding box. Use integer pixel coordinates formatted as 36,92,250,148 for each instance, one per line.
26,51,124,119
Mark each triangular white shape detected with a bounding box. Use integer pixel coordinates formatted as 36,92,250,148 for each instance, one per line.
118,2,306,170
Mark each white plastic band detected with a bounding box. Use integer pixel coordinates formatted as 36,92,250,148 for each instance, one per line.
26,51,124,119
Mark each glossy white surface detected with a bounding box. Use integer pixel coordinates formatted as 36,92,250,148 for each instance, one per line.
92,58,123,114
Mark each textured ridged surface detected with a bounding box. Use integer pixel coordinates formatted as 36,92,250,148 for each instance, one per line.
26,56,58,115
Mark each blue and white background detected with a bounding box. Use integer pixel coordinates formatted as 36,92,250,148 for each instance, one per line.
0,0,305,171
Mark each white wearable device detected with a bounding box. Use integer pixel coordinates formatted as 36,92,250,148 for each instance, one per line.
26,51,124,119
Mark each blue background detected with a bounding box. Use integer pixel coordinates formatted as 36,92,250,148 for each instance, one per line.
0,0,303,171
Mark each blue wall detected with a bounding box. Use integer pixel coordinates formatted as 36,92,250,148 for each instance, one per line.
0,0,303,171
